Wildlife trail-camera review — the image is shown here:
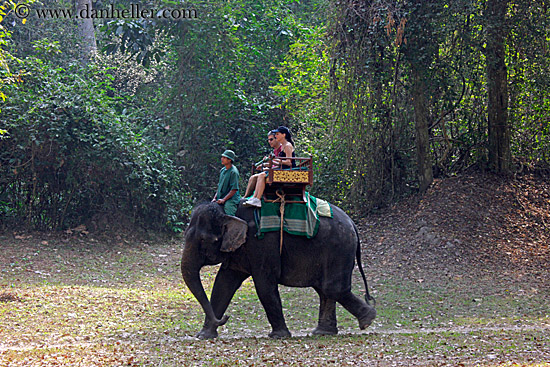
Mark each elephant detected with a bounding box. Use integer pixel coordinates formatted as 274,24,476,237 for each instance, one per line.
180,201,376,339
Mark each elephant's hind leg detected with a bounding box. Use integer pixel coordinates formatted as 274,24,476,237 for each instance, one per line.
335,291,376,330
253,277,291,339
312,288,338,336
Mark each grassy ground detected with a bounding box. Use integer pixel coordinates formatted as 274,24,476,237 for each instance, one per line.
0,232,548,366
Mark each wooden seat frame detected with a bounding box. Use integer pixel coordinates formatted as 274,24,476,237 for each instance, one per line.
254,156,313,204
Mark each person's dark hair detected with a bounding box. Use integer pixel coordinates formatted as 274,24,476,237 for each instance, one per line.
275,126,294,146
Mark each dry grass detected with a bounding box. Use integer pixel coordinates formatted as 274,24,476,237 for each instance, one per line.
1,172,549,366
0,233,548,366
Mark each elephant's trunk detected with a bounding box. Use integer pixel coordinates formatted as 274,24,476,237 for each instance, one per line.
181,247,229,328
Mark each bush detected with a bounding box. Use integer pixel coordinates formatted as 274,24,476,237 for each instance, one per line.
0,57,191,232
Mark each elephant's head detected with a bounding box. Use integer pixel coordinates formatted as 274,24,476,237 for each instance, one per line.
181,202,248,329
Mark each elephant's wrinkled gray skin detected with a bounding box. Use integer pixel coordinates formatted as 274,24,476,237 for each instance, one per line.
181,201,376,339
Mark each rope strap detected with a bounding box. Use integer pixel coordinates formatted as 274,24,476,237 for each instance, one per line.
274,190,286,255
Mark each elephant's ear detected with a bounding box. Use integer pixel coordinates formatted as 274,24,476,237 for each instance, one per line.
220,216,248,252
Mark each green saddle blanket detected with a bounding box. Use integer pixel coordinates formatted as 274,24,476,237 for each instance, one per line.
256,192,333,239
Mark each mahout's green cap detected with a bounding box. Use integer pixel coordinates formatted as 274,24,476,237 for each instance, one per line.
221,150,236,161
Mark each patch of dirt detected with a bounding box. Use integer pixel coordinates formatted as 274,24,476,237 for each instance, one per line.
357,171,549,287
0,293,22,303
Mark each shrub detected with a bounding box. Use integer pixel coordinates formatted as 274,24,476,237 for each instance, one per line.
0,57,191,231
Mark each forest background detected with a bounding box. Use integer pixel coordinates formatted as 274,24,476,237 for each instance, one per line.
1,0,549,233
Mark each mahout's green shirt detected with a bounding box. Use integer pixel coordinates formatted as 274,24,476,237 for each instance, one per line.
216,165,240,215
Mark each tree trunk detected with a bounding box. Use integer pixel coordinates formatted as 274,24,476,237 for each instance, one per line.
405,0,435,193
485,0,511,174
411,67,434,193
76,0,97,63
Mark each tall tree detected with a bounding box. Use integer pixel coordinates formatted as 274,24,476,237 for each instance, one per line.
411,66,434,192
76,0,97,63
485,0,511,173
404,0,439,192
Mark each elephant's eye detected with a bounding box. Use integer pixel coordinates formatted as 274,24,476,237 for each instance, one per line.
200,233,219,245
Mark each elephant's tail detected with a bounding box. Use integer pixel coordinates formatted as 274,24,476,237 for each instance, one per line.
354,223,376,307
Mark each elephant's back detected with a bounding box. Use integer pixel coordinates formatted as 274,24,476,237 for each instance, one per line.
237,202,357,246
317,204,358,246
278,203,359,287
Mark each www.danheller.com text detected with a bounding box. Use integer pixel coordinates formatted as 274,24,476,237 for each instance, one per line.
33,3,197,20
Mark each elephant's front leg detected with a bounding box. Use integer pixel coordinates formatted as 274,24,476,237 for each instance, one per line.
253,277,291,338
196,268,249,339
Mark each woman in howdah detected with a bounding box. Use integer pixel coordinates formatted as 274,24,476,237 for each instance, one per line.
243,126,295,208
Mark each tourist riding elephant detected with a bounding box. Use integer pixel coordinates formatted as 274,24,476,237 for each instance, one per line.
181,201,376,339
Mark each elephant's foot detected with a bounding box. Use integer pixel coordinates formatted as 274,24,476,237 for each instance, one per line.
358,306,377,330
195,315,229,339
311,325,338,336
196,328,218,340
268,329,291,339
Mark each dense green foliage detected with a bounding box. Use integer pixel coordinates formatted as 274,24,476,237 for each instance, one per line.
0,0,549,231
275,0,550,212
507,2,550,165
0,57,191,230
